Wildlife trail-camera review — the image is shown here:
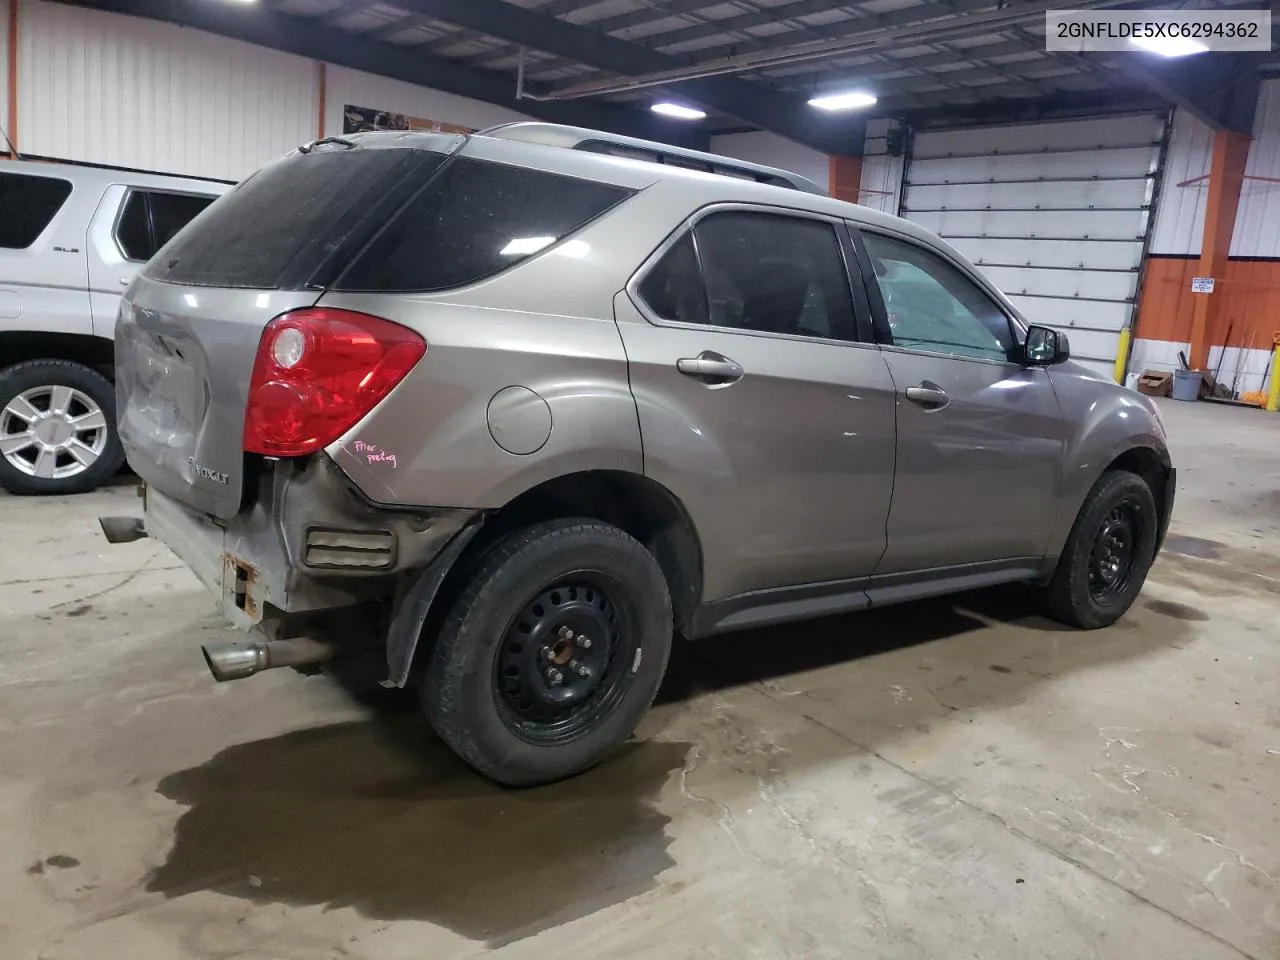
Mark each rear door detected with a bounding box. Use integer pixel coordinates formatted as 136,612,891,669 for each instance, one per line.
87,187,218,337
0,169,91,336
852,226,1066,574
616,206,898,602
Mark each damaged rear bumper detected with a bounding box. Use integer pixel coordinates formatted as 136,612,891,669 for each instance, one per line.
105,455,475,632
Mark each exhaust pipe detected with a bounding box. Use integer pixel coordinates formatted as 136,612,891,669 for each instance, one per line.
99,516,147,544
201,636,337,682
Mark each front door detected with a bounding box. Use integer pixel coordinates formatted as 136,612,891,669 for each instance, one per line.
615,207,898,602
855,228,1066,574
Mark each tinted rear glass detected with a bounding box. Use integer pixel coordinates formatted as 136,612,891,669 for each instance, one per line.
334,157,634,292
145,148,443,288
0,173,73,249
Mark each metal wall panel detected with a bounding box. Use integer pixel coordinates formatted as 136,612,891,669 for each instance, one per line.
1149,108,1212,256
708,130,829,192
323,65,530,138
17,0,317,180
900,114,1168,371
1231,79,1280,258
859,117,903,215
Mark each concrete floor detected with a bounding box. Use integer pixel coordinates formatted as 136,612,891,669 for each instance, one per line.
2,399,1277,960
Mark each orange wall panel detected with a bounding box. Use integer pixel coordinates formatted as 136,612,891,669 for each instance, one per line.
1135,255,1280,352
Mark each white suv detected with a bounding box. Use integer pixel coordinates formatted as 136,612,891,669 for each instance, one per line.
0,159,228,494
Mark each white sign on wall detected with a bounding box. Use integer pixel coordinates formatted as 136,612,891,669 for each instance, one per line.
1191,277,1215,294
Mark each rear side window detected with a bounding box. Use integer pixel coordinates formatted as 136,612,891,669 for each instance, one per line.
115,190,216,262
334,158,634,292
146,148,443,288
0,173,73,249
637,210,859,342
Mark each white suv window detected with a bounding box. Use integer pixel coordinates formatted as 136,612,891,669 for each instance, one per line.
862,231,1015,362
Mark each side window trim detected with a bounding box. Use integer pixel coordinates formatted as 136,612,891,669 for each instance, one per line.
848,223,1023,366
627,202,877,347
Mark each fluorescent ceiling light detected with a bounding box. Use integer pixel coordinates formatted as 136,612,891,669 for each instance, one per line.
1128,35,1208,57
500,236,556,256
651,102,706,120
808,90,877,111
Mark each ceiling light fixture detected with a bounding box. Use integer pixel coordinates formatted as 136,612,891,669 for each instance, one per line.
651,102,706,120
808,90,878,111
1128,35,1208,57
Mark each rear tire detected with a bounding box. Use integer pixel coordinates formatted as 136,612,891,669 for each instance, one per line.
0,360,124,496
421,519,673,787
1045,469,1158,628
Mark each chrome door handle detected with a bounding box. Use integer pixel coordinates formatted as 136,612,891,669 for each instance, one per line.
905,382,950,409
677,352,744,384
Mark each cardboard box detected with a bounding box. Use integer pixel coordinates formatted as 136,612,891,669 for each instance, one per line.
1136,371,1172,398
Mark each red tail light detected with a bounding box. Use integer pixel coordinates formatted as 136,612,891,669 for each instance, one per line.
243,308,426,457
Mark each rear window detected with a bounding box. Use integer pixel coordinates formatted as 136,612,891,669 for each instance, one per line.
144,148,444,288
333,157,634,292
0,173,73,249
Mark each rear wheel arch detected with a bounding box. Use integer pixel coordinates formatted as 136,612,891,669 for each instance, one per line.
390,470,704,686
0,332,116,381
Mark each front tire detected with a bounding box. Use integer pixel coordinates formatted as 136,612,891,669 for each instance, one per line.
0,360,125,496
1045,469,1159,628
421,519,673,787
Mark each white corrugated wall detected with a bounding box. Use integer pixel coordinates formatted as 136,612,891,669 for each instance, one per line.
1231,78,1280,258
1149,107,1213,257
858,118,903,216
709,131,829,191
18,0,316,180
323,65,530,137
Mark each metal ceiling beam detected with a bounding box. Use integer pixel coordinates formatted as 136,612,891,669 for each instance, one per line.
57,0,707,146
896,87,1166,128
1099,51,1264,134
383,0,865,153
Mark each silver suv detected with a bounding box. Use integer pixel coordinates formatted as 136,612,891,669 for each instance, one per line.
102,123,1175,786
0,159,226,494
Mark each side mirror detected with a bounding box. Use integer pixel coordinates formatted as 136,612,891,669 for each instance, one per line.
1024,325,1070,366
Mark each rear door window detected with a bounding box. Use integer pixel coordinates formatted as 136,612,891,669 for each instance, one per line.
333,158,634,292
115,190,216,262
0,173,73,249
636,210,860,343
145,148,444,288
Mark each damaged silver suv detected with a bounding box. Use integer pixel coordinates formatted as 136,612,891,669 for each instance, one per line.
103,123,1174,786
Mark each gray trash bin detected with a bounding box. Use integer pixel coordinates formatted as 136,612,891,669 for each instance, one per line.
1172,369,1201,402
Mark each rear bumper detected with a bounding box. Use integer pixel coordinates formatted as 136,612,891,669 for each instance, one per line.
139,455,476,630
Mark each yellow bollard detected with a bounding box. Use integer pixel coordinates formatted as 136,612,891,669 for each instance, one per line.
1267,341,1280,412
1113,327,1132,385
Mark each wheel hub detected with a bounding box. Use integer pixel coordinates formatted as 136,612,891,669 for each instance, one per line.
495,579,630,743
1088,502,1139,601
1,385,107,480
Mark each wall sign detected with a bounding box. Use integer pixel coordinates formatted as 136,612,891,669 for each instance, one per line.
342,104,475,136
1191,277,1215,294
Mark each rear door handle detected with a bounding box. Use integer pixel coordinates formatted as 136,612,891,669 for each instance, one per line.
677,351,744,385
905,382,950,409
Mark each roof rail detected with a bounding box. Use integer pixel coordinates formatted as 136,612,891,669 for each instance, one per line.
476,122,826,195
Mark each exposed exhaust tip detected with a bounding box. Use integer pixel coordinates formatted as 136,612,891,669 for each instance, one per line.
202,641,269,682
99,516,147,544
201,637,337,682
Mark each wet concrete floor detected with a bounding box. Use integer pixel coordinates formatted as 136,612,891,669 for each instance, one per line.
1,399,1278,959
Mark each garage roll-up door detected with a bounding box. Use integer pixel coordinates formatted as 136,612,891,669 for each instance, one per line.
900,114,1169,379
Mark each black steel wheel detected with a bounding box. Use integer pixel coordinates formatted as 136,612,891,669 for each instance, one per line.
1087,499,1143,602
421,519,673,787
494,577,638,746
1046,469,1159,629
